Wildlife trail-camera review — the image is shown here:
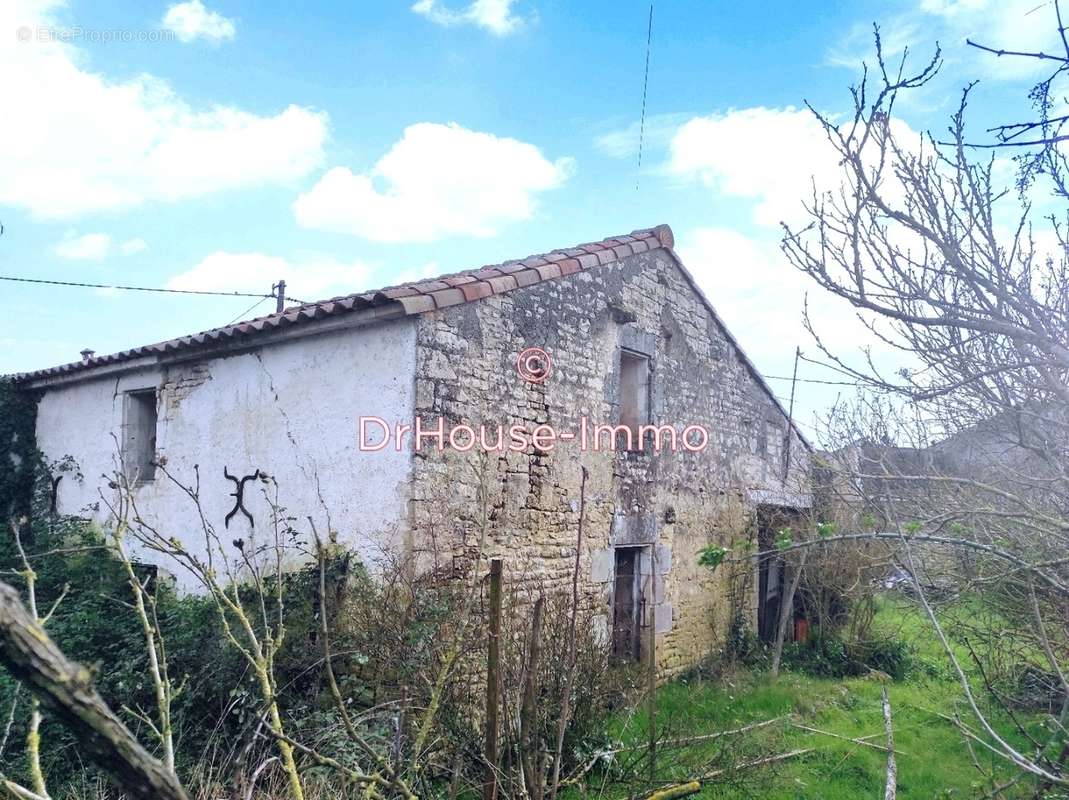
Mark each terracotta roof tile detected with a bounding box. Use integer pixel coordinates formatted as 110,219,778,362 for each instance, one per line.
397,295,436,315
459,282,493,302
513,269,541,288
12,224,675,383
557,258,581,276
382,286,420,299
410,280,449,293
486,275,518,294
430,287,466,308
534,263,562,281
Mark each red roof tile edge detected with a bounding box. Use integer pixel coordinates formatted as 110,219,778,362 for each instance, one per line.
12,224,674,383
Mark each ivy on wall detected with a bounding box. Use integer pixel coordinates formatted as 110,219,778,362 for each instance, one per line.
0,379,40,523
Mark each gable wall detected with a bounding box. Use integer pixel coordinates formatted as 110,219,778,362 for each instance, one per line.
406,248,810,676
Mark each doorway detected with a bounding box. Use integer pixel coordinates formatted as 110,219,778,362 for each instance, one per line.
611,547,642,662
756,505,803,644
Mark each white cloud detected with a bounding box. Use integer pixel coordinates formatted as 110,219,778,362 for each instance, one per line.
294,122,573,243
167,252,371,299
677,227,899,400
669,107,841,228
2,0,326,218
826,17,922,71
162,0,236,43
53,233,112,260
829,0,1064,81
388,261,441,285
680,227,871,346
412,0,525,36
920,0,1059,70
120,237,149,255
53,232,148,260
593,112,694,160
668,106,926,229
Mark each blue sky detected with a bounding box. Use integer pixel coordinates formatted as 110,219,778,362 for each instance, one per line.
3,0,1059,436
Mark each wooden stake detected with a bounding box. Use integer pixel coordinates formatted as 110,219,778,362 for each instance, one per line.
520,595,545,800
484,559,503,800
648,543,657,784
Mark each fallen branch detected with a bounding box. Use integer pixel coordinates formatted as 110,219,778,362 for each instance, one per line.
792,723,908,756
643,780,701,800
699,747,814,780
564,715,789,785
882,687,897,800
608,716,788,756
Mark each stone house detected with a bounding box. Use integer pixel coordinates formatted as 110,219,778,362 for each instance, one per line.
824,404,1068,589
13,224,811,677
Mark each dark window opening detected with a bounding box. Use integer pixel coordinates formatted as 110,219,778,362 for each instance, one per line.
618,350,650,451
611,547,642,663
123,389,158,484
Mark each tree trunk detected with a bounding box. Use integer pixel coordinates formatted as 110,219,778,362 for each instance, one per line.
770,549,807,679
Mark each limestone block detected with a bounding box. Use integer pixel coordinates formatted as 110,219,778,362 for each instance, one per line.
590,548,613,583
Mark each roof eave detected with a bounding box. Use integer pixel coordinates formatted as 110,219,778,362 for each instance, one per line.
17,300,408,390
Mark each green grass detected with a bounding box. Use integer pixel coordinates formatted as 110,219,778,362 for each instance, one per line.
594,598,1049,799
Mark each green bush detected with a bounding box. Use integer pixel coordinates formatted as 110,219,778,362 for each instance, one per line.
781,635,852,678
0,451,332,788
780,633,912,680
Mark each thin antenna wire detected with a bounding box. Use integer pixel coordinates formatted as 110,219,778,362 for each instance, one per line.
0,274,275,299
636,2,654,190
224,296,271,327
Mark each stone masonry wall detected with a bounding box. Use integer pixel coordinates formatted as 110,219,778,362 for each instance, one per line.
408,248,811,677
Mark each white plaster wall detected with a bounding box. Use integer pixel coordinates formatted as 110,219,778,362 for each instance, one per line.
35,318,417,591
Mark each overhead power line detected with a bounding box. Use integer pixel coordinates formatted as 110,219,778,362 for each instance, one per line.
0,274,277,299
764,374,860,386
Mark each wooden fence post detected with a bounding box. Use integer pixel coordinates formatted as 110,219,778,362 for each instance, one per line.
648,543,658,784
520,594,545,800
